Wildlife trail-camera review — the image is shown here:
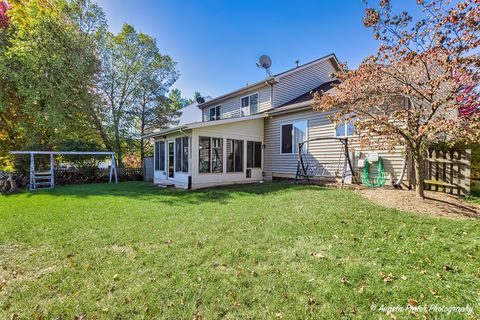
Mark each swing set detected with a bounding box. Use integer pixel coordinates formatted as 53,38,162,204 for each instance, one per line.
10,151,118,191
295,137,358,188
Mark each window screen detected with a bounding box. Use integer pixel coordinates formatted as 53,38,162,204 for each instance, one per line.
212,138,223,173
247,141,262,168
199,136,211,173
155,141,165,171
227,139,243,172
174,137,189,172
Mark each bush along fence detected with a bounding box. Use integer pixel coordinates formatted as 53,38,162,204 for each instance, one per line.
422,149,471,195
52,167,143,185
5,167,141,187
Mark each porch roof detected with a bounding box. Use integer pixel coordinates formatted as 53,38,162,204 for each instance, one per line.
142,113,267,139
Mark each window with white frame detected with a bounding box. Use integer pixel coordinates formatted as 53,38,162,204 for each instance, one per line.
335,119,356,137
209,106,222,121
281,120,307,154
240,93,259,115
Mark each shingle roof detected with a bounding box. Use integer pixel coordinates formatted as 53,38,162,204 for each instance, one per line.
279,80,340,107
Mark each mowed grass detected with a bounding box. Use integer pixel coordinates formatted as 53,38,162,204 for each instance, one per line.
469,180,480,205
0,182,479,319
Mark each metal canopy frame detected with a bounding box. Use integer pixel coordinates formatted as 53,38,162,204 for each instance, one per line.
295,137,357,187
10,151,118,191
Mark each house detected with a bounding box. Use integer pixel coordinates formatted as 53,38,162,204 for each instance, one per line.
143,53,406,189
177,97,212,126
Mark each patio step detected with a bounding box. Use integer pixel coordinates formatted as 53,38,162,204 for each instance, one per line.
155,182,176,189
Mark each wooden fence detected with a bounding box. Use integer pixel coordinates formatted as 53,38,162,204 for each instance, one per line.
423,149,471,195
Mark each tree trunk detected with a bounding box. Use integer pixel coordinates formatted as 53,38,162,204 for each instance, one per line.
412,148,425,199
113,123,123,168
140,102,146,163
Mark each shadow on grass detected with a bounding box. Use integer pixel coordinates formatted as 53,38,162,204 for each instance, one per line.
19,181,330,206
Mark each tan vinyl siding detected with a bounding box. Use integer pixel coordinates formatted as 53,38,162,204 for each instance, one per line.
273,60,337,107
202,86,271,122
264,109,407,184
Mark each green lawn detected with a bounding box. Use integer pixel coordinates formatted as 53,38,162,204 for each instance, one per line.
1,182,479,319
469,180,480,205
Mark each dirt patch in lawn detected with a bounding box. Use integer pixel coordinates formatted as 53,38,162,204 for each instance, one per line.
358,187,480,219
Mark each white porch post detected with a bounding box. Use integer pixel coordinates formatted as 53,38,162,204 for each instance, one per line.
112,154,118,183
109,156,113,183
50,153,54,188
30,153,34,191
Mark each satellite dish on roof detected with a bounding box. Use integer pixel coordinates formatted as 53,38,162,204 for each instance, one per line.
257,55,273,77
259,55,272,69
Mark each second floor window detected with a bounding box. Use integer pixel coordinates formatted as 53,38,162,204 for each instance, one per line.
209,106,221,121
241,93,259,115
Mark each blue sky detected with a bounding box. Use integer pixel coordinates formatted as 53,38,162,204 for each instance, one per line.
95,0,418,100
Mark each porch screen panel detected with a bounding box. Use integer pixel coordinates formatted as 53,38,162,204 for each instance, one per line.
254,142,262,167
247,141,254,168
174,137,189,172
199,136,211,173
226,139,234,172
247,141,262,168
155,141,165,171
234,140,243,172
227,139,243,172
211,138,223,173
159,141,165,171
154,142,160,170
182,137,189,173
175,138,182,172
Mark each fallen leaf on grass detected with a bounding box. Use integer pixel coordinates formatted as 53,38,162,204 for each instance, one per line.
407,299,418,306
310,252,326,259
381,272,395,283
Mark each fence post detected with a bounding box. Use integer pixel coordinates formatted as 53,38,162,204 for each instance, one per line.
461,149,471,195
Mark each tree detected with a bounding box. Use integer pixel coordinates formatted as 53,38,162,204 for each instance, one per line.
0,0,103,168
97,24,179,167
314,0,479,199
133,34,178,162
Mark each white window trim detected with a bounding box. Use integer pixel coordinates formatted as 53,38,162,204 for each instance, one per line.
334,119,356,138
240,92,259,116
208,105,222,121
280,120,308,155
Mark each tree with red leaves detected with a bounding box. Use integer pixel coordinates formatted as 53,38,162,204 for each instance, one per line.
314,0,480,199
0,1,9,30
